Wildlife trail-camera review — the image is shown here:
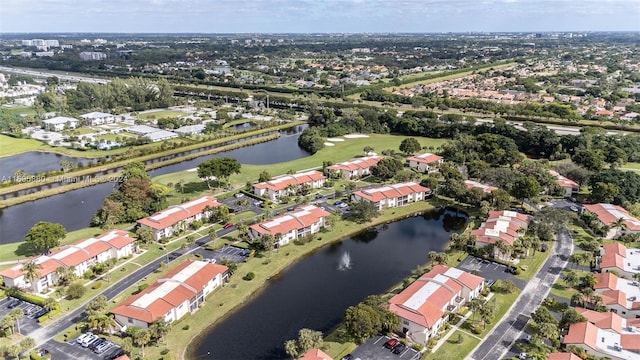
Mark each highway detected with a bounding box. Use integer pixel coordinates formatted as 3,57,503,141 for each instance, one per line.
0,66,109,84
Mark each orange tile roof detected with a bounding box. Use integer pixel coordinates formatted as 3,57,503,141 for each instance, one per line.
547,353,581,360
326,156,382,172
0,230,134,280
464,180,498,193
352,182,430,203
575,307,623,333
549,170,579,189
253,171,326,192
594,272,618,290
473,211,531,246
250,205,330,237
137,196,220,230
602,242,628,257
300,348,334,360
621,334,640,350
111,259,227,324
407,153,443,164
389,265,481,329
585,204,640,231
563,321,599,350
599,252,625,270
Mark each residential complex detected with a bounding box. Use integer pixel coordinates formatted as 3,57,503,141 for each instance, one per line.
42,116,79,131
252,170,326,201
594,272,640,319
583,203,640,239
299,348,333,360
325,155,382,180
111,259,228,329
549,170,579,198
388,265,484,345
472,210,531,260
137,196,221,241
464,180,498,193
249,205,331,246
597,242,640,278
0,230,135,293
406,153,444,173
80,111,116,126
350,182,431,211
563,308,640,360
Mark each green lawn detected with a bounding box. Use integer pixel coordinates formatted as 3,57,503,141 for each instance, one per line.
323,341,357,360
461,289,521,339
0,105,36,116
0,135,52,158
550,269,589,299
154,134,447,189
137,110,185,120
425,330,480,360
622,162,640,173
514,249,551,281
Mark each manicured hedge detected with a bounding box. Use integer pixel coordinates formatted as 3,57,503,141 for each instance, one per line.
11,290,46,306
37,304,60,323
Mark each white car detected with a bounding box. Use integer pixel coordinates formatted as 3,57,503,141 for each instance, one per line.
570,206,578,212
76,332,93,345
519,353,528,360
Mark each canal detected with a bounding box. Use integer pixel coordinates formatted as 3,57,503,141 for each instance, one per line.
189,209,468,360
0,151,96,179
0,126,309,244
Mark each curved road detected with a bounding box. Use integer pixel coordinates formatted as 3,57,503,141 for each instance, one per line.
466,227,573,360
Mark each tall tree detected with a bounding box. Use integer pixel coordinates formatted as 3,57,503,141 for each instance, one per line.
24,222,67,255
399,137,422,155
22,261,42,293
197,157,241,189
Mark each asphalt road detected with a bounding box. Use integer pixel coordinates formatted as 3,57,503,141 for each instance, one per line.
466,227,573,360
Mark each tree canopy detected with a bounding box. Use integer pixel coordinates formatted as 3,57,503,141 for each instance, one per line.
197,157,242,189
24,222,67,255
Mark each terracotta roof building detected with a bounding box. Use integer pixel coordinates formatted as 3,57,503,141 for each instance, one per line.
549,170,579,198
472,211,532,260
464,180,498,193
597,242,640,280
325,155,382,180
388,265,484,345
111,259,227,330
137,196,221,241
563,309,640,360
299,348,334,360
584,203,640,239
252,170,326,201
351,182,431,211
249,205,331,246
594,272,640,318
407,153,444,173
547,353,582,360
0,230,135,293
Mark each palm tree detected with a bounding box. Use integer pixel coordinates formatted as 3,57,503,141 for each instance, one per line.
479,300,496,330
571,292,586,307
468,298,483,324
8,308,24,335
613,217,627,232
563,270,579,289
22,261,42,293
133,329,151,358
428,251,438,266
43,297,58,313
149,318,171,344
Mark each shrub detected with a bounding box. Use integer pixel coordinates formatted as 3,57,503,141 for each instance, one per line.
132,283,149,295
161,349,170,355
182,325,190,330
83,269,94,279
9,290,46,306
411,343,424,351
66,283,86,299
243,272,255,281
91,282,102,290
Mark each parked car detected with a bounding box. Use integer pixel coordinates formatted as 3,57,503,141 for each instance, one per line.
383,338,399,349
89,338,105,350
205,258,217,264
334,201,344,206
103,348,124,360
223,223,234,229
76,332,93,345
315,193,323,199
392,343,407,354
239,249,252,256
7,299,21,309
519,353,528,360
32,309,48,318
81,334,98,347
234,193,244,198
94,341,112,354
570,206,578,212
341,355,354,360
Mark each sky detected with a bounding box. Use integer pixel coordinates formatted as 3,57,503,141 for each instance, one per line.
1,0,639,33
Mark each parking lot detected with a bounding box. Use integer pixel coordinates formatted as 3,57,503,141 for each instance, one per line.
195,244,249,264
456,256,527,290
0,297,43,335
43,333,124,360
349,335,421,360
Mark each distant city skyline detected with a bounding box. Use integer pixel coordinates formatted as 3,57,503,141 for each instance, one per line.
1,0,639,33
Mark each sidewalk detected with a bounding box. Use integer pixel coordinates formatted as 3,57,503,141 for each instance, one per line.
430,293,494,353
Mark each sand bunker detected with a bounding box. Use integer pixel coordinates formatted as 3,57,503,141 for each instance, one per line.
323,142,336,146
326,137,345,142
343,134,370,139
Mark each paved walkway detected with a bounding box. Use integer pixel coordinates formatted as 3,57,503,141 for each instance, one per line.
465,227,574,360
430,293,494,353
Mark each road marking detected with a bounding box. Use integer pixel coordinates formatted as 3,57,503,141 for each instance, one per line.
373,336,386,344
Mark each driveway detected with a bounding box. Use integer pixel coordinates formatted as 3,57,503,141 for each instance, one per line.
466,228,573,360
0,297,43,336
350,335,421,360
45,338,106,360
456,256,527,290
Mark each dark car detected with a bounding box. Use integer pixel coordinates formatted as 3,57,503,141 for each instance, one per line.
315,193,324,199
384,338,399,349
392,343,407,354
341,355,354,360
223,223,234,229
7,299,21,309
32,309,48,318
104,348,124,360
239,249,251,256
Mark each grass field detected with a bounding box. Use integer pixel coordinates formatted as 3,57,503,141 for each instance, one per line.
154,134,447,188
0,105,37,116
382,62,517,92
137,110,185,120
426,330,481,360
0,135,52,158
514,249,551,281
461,289,521,339
622,162,640,173
550,269,589,299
